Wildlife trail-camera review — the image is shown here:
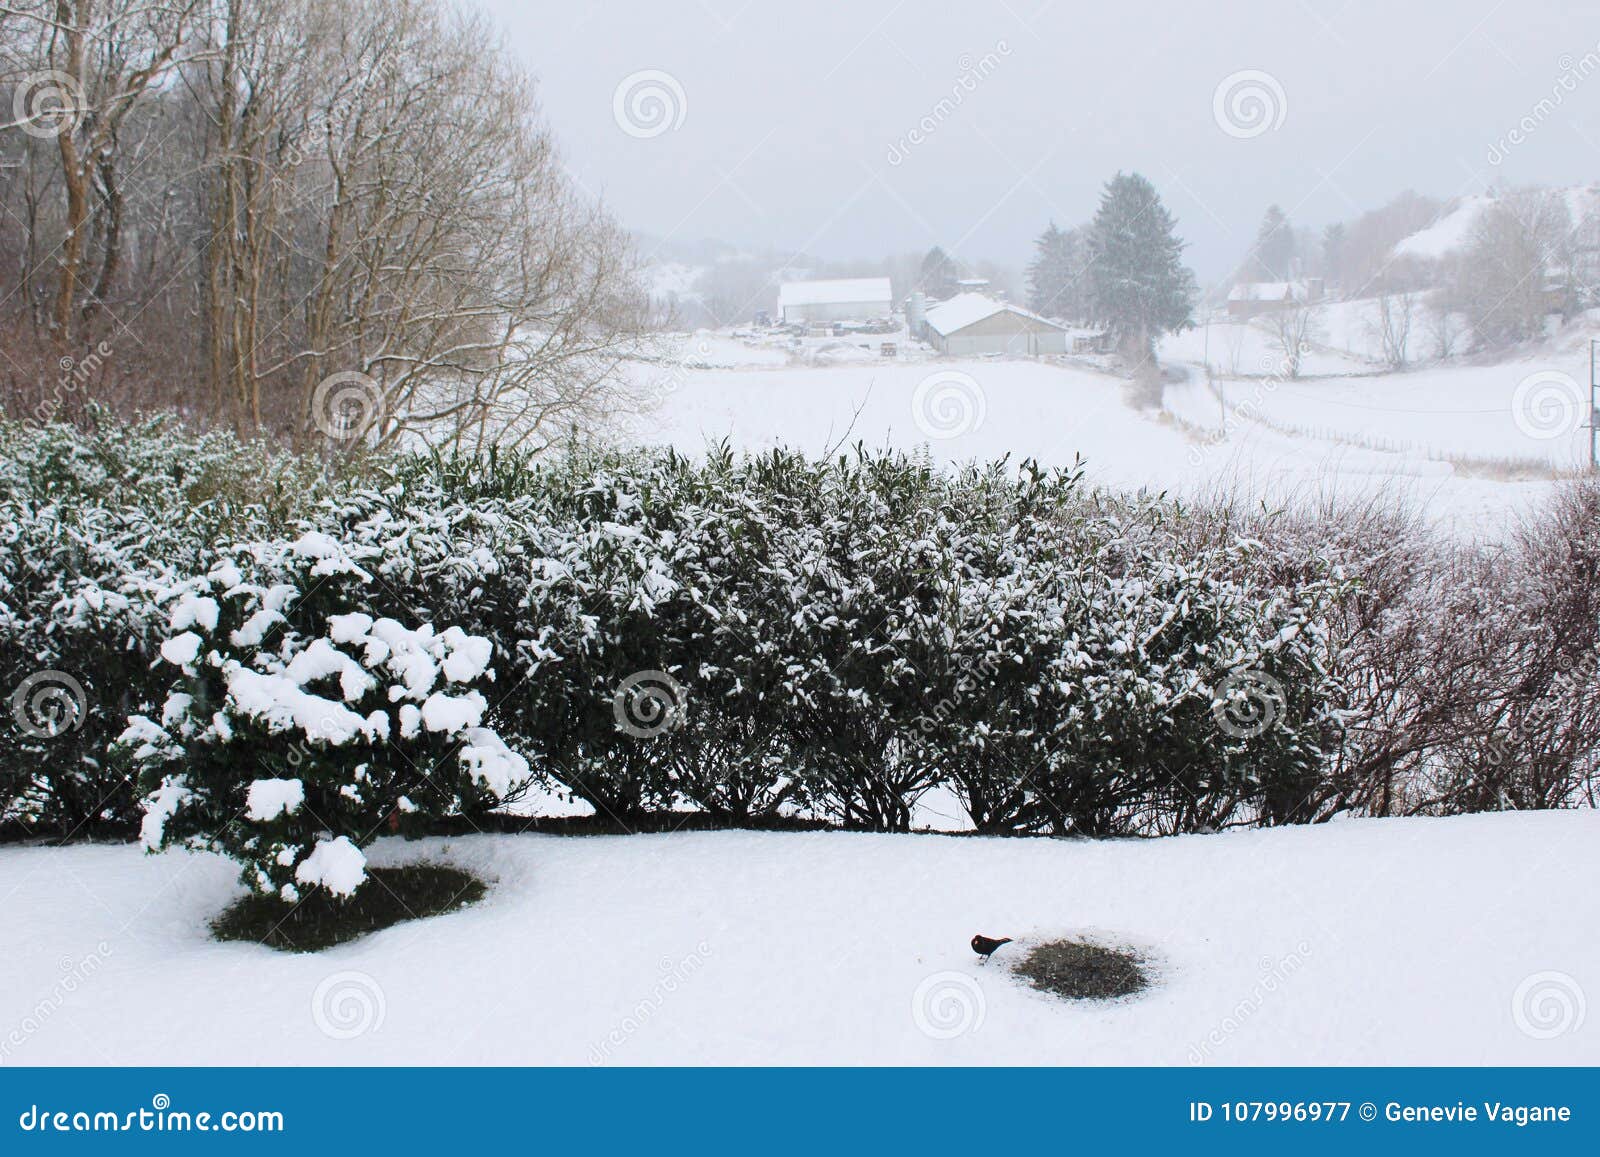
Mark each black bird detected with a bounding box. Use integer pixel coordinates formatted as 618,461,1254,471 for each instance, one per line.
971,934,1013,964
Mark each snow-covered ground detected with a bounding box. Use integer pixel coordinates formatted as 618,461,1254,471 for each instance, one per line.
1163,314,1374,378
1164,312,1594,473
2,812,1594,1065
1172,356,1589,471
626,337,1568,538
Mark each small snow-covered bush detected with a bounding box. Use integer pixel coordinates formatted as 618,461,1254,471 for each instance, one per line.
121,537,528,902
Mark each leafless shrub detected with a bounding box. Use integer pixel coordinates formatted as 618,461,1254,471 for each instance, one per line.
1265,306,1317,378
1167,481,1600,819
1424,291,1462,361
1368,292,1414,370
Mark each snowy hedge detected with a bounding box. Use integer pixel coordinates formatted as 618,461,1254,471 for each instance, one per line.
197,444,1350,839
16,417,1588,873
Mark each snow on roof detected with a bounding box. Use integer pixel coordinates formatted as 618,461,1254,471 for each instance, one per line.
777,277,893,308
923,293,1064,336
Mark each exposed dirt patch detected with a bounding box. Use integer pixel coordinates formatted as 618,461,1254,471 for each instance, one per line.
1012,938,1150,1001
212,864,486,952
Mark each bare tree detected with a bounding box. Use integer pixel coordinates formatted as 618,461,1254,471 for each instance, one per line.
1448,189,1572,349
1,0,206,340
264,0,648,455
2,0,648,450
1423,291,1460,361
1369,292,1414,370
1265,305,1317,379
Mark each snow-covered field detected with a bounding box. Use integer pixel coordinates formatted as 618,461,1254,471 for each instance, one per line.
627,332,1570,538
1165,312,1594,471
1171,358,1589,471
2,812,1594,1065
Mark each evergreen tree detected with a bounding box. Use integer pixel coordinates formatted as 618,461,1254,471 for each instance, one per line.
919,246,963,299
1026,222,1089,321
1252,205,1296,281
1321,222,1346,293
1085,172,1196,361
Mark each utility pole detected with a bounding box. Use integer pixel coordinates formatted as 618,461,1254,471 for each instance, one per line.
1592,339,1599,473
1204,311,1224,434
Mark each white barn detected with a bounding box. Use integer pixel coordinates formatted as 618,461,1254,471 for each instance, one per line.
922,293,1068,356
777,277,893,324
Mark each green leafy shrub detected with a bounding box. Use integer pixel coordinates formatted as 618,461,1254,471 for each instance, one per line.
0,416,326,835
121,538,528,902
4,417,1401,844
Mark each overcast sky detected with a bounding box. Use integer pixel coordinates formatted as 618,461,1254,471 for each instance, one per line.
481,0,1600,283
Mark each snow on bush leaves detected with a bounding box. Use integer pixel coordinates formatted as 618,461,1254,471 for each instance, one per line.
120,539,528,903
7,418,1396,856
0,416,327,834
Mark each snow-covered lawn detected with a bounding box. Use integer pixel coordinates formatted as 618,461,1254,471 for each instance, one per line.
1181,362,1587,470
1162,314,1375,377
635,358,1194,490
3,811,1594,1065
1164,315,1594,472
630,352,1561,537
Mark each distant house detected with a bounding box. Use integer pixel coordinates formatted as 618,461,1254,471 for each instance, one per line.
922,293,1068,356
1226,278,1324,319
777,277,893,324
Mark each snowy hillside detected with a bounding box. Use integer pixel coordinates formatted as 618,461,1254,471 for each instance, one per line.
1394,194,1497,260
643,263,705,305
3,812,1593,1065
1393,185,1600,260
